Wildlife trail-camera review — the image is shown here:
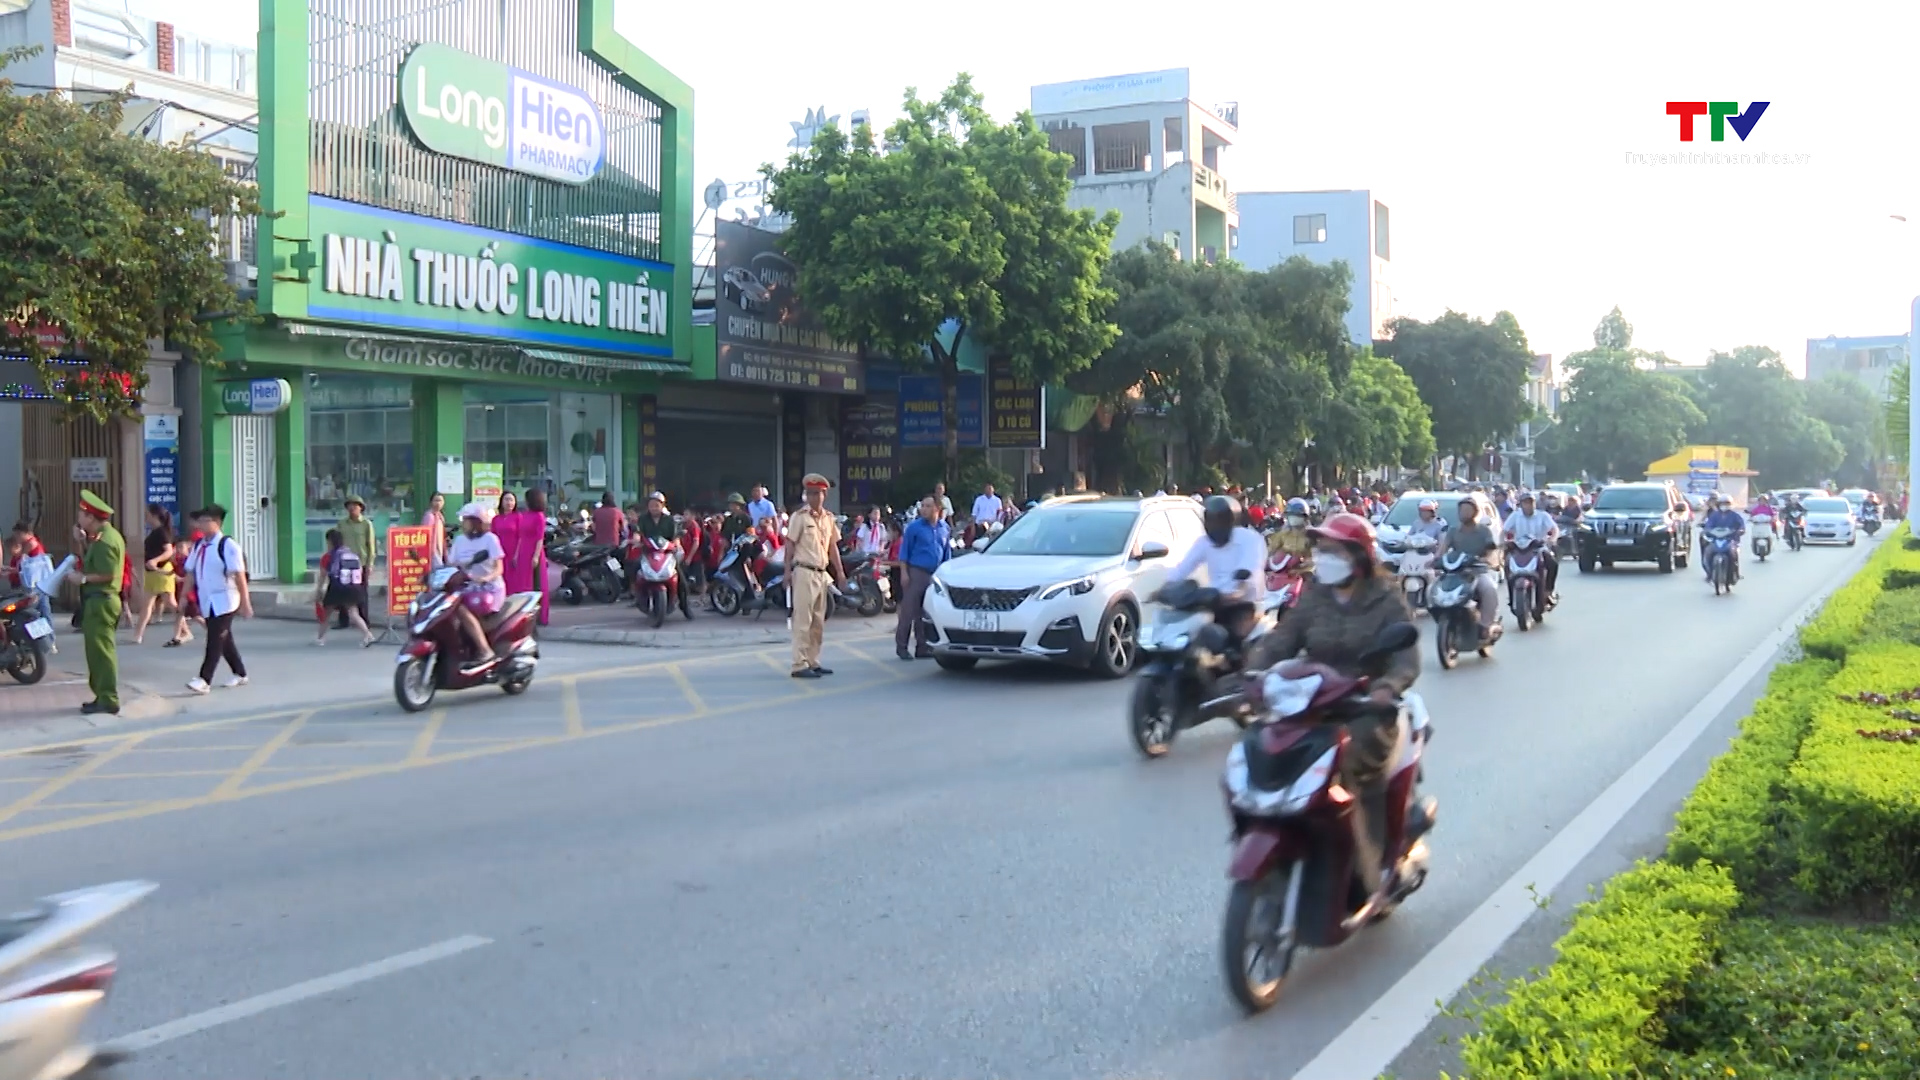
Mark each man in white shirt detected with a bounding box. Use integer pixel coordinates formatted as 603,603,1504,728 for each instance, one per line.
970,484,1004,529
931,482,954,518
1167,495,1267,640
182,504,251,694
1502,490,1561,599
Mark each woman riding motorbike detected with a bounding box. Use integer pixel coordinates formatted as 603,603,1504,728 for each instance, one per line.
1247,512,1421,900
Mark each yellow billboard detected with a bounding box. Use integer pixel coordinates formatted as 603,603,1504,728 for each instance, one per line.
1645,445,1752,476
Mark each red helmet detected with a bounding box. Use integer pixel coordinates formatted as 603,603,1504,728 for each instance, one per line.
1308,511,1377,550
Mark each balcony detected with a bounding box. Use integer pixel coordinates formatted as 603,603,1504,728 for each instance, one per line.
1191,162,1232,213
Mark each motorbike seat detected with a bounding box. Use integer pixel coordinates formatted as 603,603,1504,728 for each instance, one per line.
483,592,539,632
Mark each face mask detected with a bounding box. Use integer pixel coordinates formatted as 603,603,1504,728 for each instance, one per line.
1285,514,1306,528
1313,552,1354,585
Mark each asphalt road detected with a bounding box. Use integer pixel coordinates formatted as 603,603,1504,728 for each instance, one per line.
0,535,1873,1079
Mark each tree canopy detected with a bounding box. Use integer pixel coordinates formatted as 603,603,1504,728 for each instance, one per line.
1375,309,1534,468
0,46,260,421
765,74,1118,476
1686,346,1845,488
1539,347,1701,481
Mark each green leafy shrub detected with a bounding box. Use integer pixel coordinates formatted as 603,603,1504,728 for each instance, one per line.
1666,659,1837,892
1654,915,1920,1078
1785,641,1920,908
1800,523,1913,659
1458,861,1738,1080
1859,583,1920,645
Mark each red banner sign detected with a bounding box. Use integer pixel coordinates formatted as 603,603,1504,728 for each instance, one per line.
386,525,434,616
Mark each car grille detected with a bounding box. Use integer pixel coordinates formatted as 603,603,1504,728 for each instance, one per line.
947,586,1036,612
944,629,1026,647
1598,519,1650,536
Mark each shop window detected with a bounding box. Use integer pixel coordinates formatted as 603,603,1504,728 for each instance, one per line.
462,386,622,512
305,374,415,567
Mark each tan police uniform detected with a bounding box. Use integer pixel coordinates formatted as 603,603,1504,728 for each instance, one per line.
786,477,841,674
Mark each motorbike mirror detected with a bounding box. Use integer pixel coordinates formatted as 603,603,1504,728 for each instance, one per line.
971,536,991,552
1135,541,1170,561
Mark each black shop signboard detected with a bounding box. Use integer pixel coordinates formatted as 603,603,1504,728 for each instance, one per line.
714,221,865,394
839,398,897,507
988,355,1045,449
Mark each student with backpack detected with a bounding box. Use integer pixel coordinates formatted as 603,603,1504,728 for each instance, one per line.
314,528,374,647
180,504,252,694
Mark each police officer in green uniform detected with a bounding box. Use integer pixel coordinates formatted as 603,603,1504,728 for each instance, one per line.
71,490,125,715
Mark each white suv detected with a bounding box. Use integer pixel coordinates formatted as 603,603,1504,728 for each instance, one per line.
922,495,1206,677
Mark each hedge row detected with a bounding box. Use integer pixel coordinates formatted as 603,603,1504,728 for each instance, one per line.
1456,861,1738,1080
1456,525,1908,1078
1665,657,1837,892
1787,640,1920,907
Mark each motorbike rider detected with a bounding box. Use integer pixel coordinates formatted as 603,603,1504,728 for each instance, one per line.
1247,511,1420,901
1780,492,1807,544
448,502,507,672
1748,493,1777,536
633,492,692,618
1267,497,1315,570
1502,490,1561,601
1407,499,1448,545
1166,495,1267,641
1436,497,1501,644
1700,494,1746,579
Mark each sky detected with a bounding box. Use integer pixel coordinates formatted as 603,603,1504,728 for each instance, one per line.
170,0,1920,375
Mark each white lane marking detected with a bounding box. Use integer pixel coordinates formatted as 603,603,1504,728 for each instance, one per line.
110,934,492,1051
1292,548,1873,1080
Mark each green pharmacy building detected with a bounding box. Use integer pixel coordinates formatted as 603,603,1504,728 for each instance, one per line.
207,0,694,583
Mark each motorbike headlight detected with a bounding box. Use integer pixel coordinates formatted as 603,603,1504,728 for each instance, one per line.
1038,575,1096,601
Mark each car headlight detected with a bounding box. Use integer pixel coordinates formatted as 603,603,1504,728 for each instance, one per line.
929,577,946,596
1038,575,1096,601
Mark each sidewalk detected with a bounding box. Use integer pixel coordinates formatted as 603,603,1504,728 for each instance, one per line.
247,583,897,649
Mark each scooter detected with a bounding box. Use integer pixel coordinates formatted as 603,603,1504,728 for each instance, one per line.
631,535,688,628
1395,535,1436,611
1705,526,1740,596
0,880,156,1080
1750,513,1775,562
1784,509,1806,552
1219,623,1436,1014
707,533,762,617
393,553,540,712
1505,536,1554,631
0,587,52,686
553,543,624,605
1130,572,1281,759
1862,504,1883,536
838,548,891,617
1428,549,1500,669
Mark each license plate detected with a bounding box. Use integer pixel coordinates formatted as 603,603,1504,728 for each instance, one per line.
1607,537,1634,546
605,558,622,573
963,611,1000,632
22,617,51,640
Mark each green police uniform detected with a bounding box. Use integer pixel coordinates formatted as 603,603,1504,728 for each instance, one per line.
79,494,125,712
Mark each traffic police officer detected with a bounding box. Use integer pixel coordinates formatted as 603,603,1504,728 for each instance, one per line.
787,474,849,678
71,489,125,714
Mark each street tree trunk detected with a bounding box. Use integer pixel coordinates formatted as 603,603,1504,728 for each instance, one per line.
933,323,965,488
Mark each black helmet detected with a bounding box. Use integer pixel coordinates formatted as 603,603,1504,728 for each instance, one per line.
1203,494,1240,545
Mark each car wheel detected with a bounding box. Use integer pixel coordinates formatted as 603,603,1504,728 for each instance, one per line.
1578,555,1595,574
934,654,978,672
1657,544,1674,574
1091,602,1138,679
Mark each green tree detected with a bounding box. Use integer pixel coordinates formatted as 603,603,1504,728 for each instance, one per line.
1540,349,1701,480
1688,346,1843,487
0,46,260,420
765,74,1118,480
1888,364,1910,468
1304,349,1435,479
1594,305,1634,351
1803,375,1887,489
1375,310,1533,475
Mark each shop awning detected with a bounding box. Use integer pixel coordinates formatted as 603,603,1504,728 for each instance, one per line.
277,323,690,375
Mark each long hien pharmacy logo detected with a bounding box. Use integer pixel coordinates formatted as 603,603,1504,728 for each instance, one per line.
400,43,606,184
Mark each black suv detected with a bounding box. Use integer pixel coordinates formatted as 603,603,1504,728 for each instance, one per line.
1575,482,1693,573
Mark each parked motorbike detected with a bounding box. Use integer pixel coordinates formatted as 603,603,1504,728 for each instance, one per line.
1750,513,1775,561
1130,573,1281,759
707,533,762,617
393,553,540,712
1862,503,1883,536
1395,535,1437,611
1428,549,1500,669
1705,526,1740,596
0,588,52,686
1219,623,1436,1013
630,536,688,628
553,543,624,605
0,880,156,1080
1505,536,1554,631
838,548,891,617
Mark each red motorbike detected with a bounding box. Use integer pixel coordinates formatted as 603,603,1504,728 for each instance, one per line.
393,554,540,712
632,535,688,628
1219,622,1437,1013
1264,551,1306,609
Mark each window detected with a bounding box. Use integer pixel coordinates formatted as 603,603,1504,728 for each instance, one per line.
1162,118,1184,166
304,374,415,568
1132,511,1176,557
1294,213,1327,244
1374,201,1391,260
987,507,1137,556
1045,124,1086,179
1592,487,1670,512
1092,121,1151,175
1165,506,1207,555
